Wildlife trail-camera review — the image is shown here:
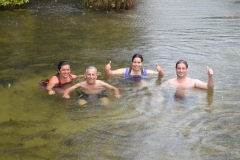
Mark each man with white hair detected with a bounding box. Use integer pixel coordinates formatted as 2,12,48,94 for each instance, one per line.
63,66,120,106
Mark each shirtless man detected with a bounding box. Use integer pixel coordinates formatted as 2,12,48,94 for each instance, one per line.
167,60,214,89
63,66,120,106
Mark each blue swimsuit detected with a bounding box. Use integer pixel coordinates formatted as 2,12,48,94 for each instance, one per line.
124,67,147,78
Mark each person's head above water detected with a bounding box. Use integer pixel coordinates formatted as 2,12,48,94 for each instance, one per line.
58,61,71,71
85,66,98,85
176,60,188,68
132,54,143,62
57,61,71,76
85,66,98,73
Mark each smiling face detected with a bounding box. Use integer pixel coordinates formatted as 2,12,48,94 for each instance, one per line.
131,57,143,71
58,65,71,78
176,63,188,78
85,68,97,85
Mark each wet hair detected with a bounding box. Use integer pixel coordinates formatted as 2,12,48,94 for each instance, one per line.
85,66,98,73
132,54,143,62
176,60,188,68
58,61,71,71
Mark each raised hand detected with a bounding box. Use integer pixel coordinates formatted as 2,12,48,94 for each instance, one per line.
207,66,213,77
105,61,111,71
156,63,161,71
156,63,164,76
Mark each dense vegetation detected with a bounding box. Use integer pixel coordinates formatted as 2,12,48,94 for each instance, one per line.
0,0,137,10
84,0,138,10
0,0,29,6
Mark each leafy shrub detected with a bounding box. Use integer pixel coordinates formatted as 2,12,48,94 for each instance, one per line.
0,0,29,7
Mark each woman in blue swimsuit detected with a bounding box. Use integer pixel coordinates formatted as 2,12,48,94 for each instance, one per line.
104,54,164,78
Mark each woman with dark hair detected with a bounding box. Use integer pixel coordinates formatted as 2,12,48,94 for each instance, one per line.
104,54,164,78
40,61,84,95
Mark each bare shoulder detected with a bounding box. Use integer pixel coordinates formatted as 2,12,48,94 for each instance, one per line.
96,80,112,87
48,75,58,83
95,80,103,83
95,80,106,85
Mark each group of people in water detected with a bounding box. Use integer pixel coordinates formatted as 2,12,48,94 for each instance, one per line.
39,54,214,106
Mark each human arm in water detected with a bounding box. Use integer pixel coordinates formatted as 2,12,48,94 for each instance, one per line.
63,81,121,99
62,82,83,99
46,76,59,95
194,66,214,89
105,61,125,75
100,81,121,98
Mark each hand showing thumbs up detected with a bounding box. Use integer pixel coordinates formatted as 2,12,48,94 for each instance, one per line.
156,63,164,76
105,61,113,75
207,66,213,78
105,61,111,71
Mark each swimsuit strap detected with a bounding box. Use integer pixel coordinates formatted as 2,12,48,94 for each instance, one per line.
124,67,130,77
128,67,146,76
55,74,62,85
142,68,147,76
128,67,132,75
69,74,73,81
55,74,74,86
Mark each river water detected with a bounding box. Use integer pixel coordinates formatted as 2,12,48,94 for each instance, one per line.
0,0,240,159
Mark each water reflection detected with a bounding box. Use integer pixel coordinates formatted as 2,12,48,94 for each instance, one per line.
0,0,240,159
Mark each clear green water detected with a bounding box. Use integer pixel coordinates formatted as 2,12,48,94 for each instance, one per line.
0,0,240,159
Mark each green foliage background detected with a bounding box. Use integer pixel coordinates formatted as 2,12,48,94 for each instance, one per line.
0,0,29,6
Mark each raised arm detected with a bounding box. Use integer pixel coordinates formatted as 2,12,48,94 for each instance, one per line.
146,63,164,76
105,61,112,75
195,66,214,89
156,63,164,76
206,66,214,89
104,61,125,75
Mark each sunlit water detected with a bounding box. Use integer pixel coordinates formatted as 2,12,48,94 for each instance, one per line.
0,0,240,159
